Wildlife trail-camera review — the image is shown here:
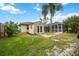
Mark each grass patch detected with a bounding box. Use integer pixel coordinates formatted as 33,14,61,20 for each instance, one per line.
51,33,77,42
0,33,77,56
0,33,54,56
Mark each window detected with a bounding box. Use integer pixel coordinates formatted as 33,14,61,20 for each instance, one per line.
40,26,42,32
55,25,57,32
52,25,54,32
37,26,39,33
27,25,29,30
59,24,61,32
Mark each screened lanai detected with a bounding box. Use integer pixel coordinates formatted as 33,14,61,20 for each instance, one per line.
44,22,64,33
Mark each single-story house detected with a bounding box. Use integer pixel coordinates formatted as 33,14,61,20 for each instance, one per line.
0,23,5,37
19,21,44,34
19,21,65,34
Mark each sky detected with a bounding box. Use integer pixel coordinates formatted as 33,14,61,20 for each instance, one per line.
0,3,79,23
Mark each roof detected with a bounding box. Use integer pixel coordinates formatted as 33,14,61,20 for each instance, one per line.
19,21,43,26
53,22,63,25
19,22,34,25
45,22,63,26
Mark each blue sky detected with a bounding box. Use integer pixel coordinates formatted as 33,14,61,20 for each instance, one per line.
0,3,79,23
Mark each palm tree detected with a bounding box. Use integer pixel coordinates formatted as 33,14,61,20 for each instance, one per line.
41,3,62,32
41,4,49,24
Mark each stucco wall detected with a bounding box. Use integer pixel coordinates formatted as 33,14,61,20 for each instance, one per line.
34,22,44,34
20,24,35,34
20,25,27,32
29,24,34,34
20,21,45,34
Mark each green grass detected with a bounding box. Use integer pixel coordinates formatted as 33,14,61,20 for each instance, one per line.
51,33,77,42
0,33,77,56
0,33,55,56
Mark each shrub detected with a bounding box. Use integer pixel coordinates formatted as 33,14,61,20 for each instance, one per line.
4,21,18,37
63,15,79,33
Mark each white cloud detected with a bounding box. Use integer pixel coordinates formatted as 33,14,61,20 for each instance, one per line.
53,12,79,22
41,12,79,23
33,3,41,11
36,4,39,7
62,3,69,5
10,3,15,5
33,7,41,11
0,3,5,7
0,3,25,14
65,12,79,17
0,5,23,14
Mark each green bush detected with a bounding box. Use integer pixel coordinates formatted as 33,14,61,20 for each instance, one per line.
63,15,79,33
4,21,18,37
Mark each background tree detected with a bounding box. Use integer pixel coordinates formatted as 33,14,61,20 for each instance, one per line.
41,3,63,32
4,21,18,37
63,15,79,33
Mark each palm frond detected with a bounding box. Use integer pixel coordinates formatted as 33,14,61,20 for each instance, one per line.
49,3,55,18
56,3,63,11
42,4,49,20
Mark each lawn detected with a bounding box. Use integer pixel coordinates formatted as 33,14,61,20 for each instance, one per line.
0,33,54,56
0,33,78,56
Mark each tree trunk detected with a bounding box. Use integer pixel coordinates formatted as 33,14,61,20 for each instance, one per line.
49,18,52,32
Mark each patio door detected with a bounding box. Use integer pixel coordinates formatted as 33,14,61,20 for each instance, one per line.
37,26,42,33
40,26,42,32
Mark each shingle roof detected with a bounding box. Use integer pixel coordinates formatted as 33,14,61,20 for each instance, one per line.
19,22,34,25
19,21,43,26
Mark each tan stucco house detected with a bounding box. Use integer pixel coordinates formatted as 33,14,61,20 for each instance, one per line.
19,21,65,34
19,21,44,34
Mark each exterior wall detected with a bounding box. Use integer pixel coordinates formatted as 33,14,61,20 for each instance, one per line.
29,24,35,34
20,25,27,32
34,22,44,34
20,22,45,34
20,24,35,34
20,22,64,34
20,22,65,34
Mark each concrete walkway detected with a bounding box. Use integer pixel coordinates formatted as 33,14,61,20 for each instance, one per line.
41,35,53,38
41,32,62,38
